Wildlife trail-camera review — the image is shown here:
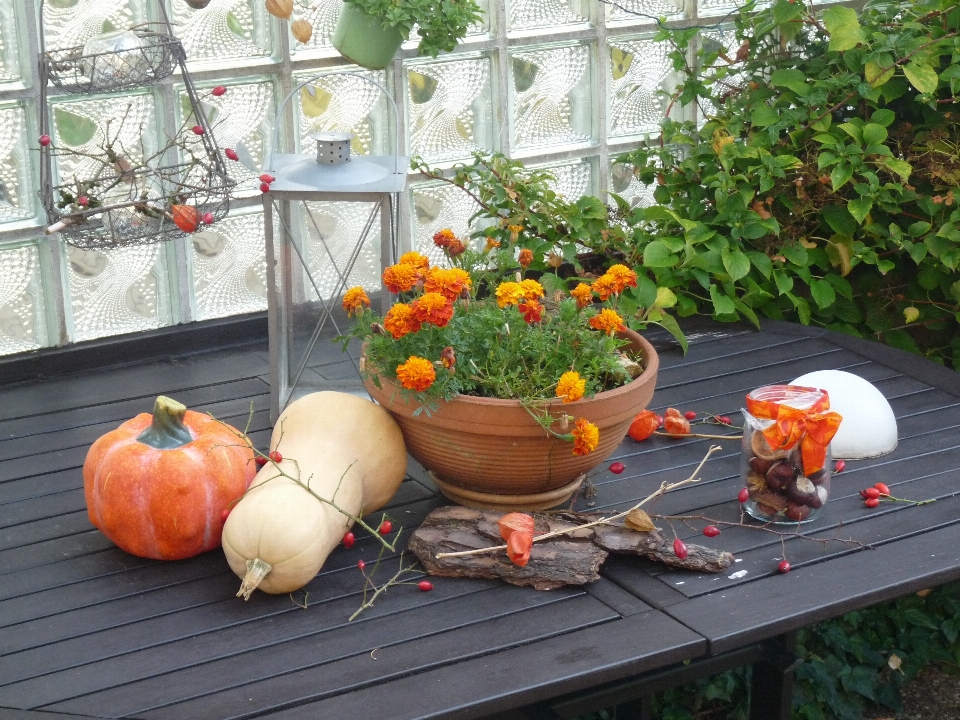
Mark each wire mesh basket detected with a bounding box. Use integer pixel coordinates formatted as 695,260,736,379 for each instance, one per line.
41,29,181,95
45,162,236,251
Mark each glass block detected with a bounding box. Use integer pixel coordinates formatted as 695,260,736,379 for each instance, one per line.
179,80,274,196
65,243,170,341
0,0,22,85
302,200,382,297
606,0,683,24
698,28,746,122
409,180,482,266
406,55,494,163
507,0,589,33
193,210,267,320
698,0,766,18
510,43,594,152
41,0,142,53
608,36,673,139
609,161,656,208
0,243,47,356
0,104,33,224
294,69,389,157
290,0,343,55
530,158,594,202
170,0,272,66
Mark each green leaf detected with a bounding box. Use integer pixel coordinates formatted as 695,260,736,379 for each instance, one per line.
721,247,751,281
774,271,794,295
752,105,780,127
908,242,928,264
870,109,895,127
810,278,837,309
642,240,678,267
822,6,866,51
861,123,887,146
838,123,862,143
903,608,939,630
782,245,808,266
747,251,772,278
847,198,873,225
654,313,687,353
907,221,931,237
903,61,939,94
883,158,912,181
825,273,853,300
709,284,737,315
53,108,97,147
770,68,811,96
822,206,857,236
865,59,895,87
831,165,854,192
811,114,832,132
655,286,678,308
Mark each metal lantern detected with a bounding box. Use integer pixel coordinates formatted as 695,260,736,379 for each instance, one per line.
263,74,408,422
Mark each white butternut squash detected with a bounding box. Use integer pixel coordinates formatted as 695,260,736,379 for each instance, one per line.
222,391,407,598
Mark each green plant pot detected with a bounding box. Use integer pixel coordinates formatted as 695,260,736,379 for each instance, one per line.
332,2,405,70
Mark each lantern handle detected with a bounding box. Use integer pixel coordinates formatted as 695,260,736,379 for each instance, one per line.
268,72,403,176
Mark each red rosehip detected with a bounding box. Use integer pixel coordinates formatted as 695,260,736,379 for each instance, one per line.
702,525,720,537
859,488,869,499
260,182,270,193
212,85,227,96
608,461,625,474
864,497,880,508
192,124,205,135
738,487,750,503
202,212,214,225
778,560,791,573
864,487,880,499
655,415,664,428
342,531,355,549
418,580,433,592
379,520,393,535
835,459,846,473
224,148,239,161
357,560,366,570
684,410,696,420
718,416,732,425
78,196,89,207
268,450,282,463
259,173,275,183
38,134,51,147
673,538,688,559
873,482,891,496
255,455,267,466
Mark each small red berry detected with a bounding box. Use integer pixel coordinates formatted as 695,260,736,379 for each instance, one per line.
608,461,625,474
673,538,688,559
684,410,696,420
655,415,664,428
192,124,205,135
260,182,270,193
379,520,393,535
859,488,869,499
418,580,433,592
259,173,276,183
873,482,891,496
357,560,366,570
224,148,239,161
778,560,791,573
835,459,846,473
268,450,282,463
342,531,355,549
221,508,230,522
702,525,720,537
78,196,89,207
864,487,880,499
738,487,750,503
39,134,51,147
211,85,227,96
718,416,732,425
255,455,267,466
864,497,880,508
202,212,214,225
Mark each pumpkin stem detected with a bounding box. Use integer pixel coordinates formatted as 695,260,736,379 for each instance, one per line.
238,557,272,600
137,396,194,449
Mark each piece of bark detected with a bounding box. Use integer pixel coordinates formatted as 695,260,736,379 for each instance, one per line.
408,506,735,590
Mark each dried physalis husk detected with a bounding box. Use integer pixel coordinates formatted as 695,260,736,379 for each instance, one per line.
291,18,313,43
624,508,656,533
265,0,293,20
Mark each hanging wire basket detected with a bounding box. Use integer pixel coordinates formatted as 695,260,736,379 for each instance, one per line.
41,29,181,95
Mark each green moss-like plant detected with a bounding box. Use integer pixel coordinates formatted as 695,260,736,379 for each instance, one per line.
343,0,482,58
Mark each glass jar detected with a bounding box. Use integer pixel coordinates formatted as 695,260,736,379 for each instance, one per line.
740,385,843,524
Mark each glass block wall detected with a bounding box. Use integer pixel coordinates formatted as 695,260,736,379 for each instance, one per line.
0,0,759,357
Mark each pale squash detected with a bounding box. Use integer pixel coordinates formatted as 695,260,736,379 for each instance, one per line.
221,391,407,598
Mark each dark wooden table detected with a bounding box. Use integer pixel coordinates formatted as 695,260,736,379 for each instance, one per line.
2,319,959,720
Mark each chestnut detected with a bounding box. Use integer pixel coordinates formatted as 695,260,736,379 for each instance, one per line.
749,456,773,476
766,461,796,490
807,485,829,509
786,476,816,504
786,503,811,522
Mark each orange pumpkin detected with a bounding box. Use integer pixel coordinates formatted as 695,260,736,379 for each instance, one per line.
83,396,256,560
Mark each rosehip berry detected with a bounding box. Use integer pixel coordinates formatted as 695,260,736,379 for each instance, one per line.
655,415,664,428
684,410,697,420
418,580,433,592
673,538,688,559
255,455,267,466
192,124,205,135
357,560,365,570
835,459,846,473
342,531,355,549
211,85,227,96
738,487,750,503
221,508,230,522
38,134,51,147
859,488,869,499
77,196,89,207
202,212,214,224
874,482,891,496
702,525,720,537
224,148,239,161
778,560,791,573
718,416,732,425
379,520,393,535
259,173,275,184
608,461,625,474
260,182,270,193
864,497,880,508
268,450,282,463
864,487,880,500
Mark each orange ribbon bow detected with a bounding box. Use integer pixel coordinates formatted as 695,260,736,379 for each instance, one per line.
745,385,843,475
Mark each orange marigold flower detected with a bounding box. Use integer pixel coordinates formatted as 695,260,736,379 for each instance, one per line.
396,356,436,392
485,236,501,251
496,281,526,308
432,228,457,248
519,278,545,301
440,346,456,369
398,251,430,274
382,263,420,293
589,308,625,335
412,292,455,327
518,300,543,324
448,238,467,256
383,303,421,339
424,267,472,301
341,286,370,316
508,224,523,242
570,282,593,309
518,248,534,268
556,371,586,403
572,418,600,455
592,274,617,302
603,264,639,293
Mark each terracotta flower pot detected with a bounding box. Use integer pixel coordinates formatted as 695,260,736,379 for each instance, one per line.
363,329,658,511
